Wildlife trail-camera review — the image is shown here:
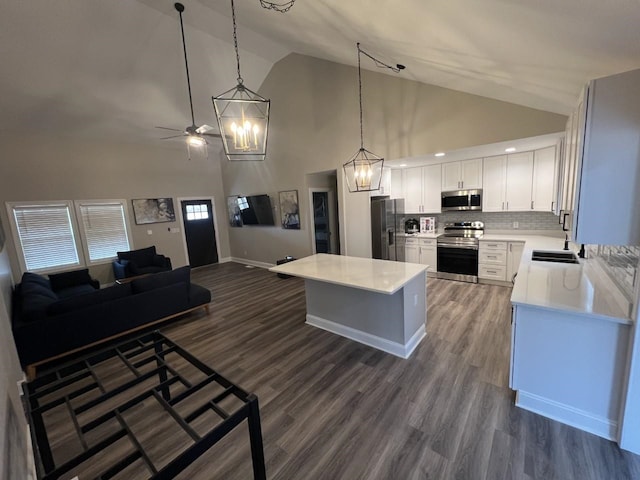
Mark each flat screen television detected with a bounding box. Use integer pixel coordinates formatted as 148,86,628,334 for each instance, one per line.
238,194,274,226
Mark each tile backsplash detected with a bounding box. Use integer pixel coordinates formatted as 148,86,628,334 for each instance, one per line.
586,244,639,302
403,211,564,232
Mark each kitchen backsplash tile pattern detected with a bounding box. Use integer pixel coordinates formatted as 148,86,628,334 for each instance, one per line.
402,211,563,231
586,244,639,302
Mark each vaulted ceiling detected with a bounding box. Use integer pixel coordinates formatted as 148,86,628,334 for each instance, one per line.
1,0,639,144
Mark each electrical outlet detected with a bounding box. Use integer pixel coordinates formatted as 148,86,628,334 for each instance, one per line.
147,229,153,235
513,221,519,229
414,294,418,306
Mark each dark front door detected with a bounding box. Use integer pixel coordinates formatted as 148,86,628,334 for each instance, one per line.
181,200,218,267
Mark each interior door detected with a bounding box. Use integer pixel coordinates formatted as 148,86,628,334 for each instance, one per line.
181,200,218,267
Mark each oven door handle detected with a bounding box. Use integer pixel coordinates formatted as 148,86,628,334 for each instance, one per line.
437,243,479,250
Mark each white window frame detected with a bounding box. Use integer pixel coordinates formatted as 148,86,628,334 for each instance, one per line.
6,200,85,275
74,199,133,266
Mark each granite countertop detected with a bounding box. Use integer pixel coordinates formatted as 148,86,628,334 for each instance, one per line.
477,234,632,324
269,254,427,295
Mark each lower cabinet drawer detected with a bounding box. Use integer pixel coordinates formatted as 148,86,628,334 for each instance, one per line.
479,264,507,281
479,250,507,265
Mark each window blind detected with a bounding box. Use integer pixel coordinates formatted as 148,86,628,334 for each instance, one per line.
13,204,80,271
78,203,130,262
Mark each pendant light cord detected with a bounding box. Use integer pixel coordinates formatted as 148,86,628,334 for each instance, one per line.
177,5,196,127
231,0,243,85
357,43,364,150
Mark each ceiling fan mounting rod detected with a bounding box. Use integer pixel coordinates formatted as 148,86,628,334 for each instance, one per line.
175,2,196,128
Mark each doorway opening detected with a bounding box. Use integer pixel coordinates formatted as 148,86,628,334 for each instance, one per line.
179,198,219,267
308,171,340,255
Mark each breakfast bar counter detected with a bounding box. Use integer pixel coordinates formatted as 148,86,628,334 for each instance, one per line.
269,254,427,358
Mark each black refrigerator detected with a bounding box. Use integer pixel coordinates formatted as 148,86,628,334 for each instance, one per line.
371,197,405,261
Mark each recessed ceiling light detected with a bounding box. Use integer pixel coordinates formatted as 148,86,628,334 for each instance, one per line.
505,147,516,153
399,163,407,167
435,152,445,157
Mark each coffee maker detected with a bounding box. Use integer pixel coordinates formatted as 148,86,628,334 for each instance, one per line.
405,218,419,234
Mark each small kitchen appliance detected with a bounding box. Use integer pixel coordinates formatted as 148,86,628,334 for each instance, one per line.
405,218,419,234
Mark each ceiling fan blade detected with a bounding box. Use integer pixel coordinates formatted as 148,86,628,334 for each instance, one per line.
156,126,184,132
196,124,215,134
160,134,185,140
201,133,222,138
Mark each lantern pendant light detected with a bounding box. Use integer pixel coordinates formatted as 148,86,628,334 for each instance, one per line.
343,43,404,192
213,0,270,161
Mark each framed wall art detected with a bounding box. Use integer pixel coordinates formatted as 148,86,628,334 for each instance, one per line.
132,198,176,225
279,190,300,230
227,196,243,227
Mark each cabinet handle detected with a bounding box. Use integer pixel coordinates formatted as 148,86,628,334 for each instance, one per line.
487,270,497,274
506,201,509,210
531,200,534,209
502,202,504,210
551,201,555,211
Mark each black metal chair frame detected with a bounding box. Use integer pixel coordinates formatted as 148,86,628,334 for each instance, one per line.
22,331,266,480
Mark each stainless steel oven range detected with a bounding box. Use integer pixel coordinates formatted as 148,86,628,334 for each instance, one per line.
437,221,484,283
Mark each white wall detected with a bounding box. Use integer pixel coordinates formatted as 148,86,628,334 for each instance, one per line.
221,53,568,264
0,231,30,478
0,134,230,284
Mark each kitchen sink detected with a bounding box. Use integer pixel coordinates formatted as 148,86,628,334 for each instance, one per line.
531,250,580,264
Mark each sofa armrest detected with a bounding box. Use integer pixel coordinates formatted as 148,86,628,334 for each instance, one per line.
152,254,172,269
112,260,129,279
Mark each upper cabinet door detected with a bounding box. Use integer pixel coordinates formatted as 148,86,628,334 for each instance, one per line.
441,159,482,190
505,152,534,211
390,169,403,199
482,155,507,212
402,167,423,213
422,164,442,213
460,158,482,189
441,162,462,191
532,146,556,211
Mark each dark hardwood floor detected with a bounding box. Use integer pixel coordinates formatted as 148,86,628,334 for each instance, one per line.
45,262,640,479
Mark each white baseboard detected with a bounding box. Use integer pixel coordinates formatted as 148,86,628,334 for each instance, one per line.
306,314,426,359
230,257,275,269
218,257,233,264
516,390,618,440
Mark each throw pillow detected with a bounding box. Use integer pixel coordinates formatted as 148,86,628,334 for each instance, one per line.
21,272,51,289
48,268,93,292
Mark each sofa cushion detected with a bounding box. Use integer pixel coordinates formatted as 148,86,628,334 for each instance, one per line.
22,272,51,290
47,284,133,315
189,283,212,308
48,268,93,292
132,265,172,276
55,284,102,299
131,266,190,294
118,246,157,267
20,280,58,323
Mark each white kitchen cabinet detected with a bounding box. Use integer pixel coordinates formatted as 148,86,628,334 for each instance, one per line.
401,165,441,213
510,303,630,440
482,152,534,212
405,240,420,264
390,169,403,199
505,152,534,211
570,68,640,245
402,167,423,213
506,242,524,284
482,155,507,212
371,167,392,197
442,158,482,190
422,164,442,213
478,240,507,281
418,238,437,272
532,146,558,212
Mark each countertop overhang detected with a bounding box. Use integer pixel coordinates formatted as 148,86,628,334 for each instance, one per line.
269,254,427,295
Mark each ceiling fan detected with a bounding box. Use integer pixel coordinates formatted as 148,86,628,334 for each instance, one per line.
157,3,220,148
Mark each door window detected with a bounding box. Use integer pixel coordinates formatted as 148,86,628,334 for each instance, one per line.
185,204,210,221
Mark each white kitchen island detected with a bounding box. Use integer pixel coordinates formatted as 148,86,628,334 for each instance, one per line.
269,254,427,358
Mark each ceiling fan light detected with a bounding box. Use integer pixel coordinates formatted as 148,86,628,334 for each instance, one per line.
187,135,206,147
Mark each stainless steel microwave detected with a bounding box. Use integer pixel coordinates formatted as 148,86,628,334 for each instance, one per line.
441,189,482,211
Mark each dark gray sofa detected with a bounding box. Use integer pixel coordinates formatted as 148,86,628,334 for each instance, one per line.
12,266,211,377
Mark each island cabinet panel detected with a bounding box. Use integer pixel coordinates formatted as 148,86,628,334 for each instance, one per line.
510,304,630,440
